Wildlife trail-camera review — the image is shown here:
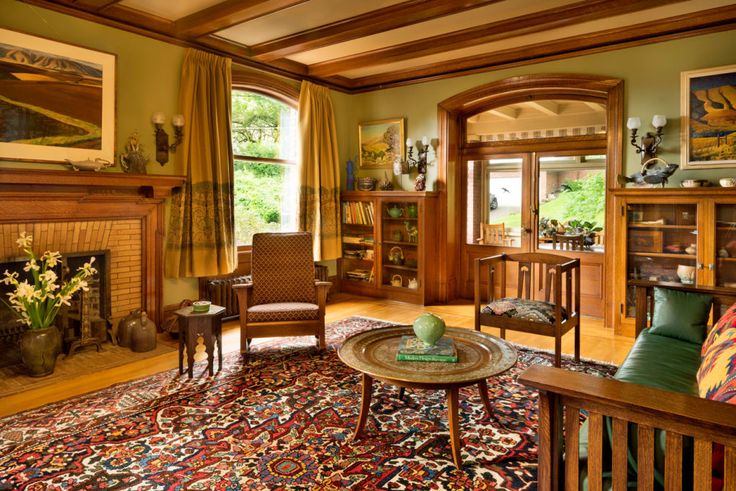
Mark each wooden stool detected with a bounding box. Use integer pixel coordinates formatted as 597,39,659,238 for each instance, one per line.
175,304,226,378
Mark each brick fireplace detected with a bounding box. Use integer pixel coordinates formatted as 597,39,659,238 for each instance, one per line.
0,169,185,331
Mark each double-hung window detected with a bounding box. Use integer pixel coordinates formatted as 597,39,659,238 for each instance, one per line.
231,89,298,247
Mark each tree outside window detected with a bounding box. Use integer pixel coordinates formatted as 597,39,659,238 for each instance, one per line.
231,90,298,246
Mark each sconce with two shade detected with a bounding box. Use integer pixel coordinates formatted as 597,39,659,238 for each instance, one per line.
151,112,184,165
627,115,667,164
393,136,438,191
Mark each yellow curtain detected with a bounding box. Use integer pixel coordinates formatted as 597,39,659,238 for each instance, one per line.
165,49,236,278
298,81,341,260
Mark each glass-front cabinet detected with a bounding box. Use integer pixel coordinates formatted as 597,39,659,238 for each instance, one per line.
613,188,736,332
339,191,438,304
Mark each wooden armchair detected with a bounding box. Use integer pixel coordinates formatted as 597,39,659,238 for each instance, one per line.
233,232,331,356
478,222,513,246
474,252,580,367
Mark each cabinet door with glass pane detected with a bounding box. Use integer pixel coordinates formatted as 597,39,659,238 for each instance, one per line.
715,202,736,288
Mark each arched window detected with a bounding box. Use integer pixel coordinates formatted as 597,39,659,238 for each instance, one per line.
231,84,299,247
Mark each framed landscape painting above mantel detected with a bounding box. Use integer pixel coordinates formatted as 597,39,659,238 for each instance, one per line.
0,28,116,164
358,118,404,169
681,64,736,169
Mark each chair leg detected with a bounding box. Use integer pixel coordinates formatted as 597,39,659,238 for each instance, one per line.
240,325,249,354
574,322,581,362
554,336,562,368
317,323,326,350
500,328,506,339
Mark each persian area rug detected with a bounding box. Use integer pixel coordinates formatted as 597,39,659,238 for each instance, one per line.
0,316,617,490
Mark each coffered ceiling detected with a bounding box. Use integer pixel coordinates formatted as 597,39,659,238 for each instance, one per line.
20,0,736,92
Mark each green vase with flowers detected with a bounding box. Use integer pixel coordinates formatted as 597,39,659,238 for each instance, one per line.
2,232,97,377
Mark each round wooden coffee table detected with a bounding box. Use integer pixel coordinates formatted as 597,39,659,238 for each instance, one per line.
338,326,517,468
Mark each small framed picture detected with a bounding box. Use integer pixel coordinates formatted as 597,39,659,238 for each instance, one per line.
358,118,404,169
628,230,663,253
681,64,736,169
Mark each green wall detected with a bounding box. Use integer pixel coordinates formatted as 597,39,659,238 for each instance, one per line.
1,0,196,303
4,0,736,304
332,29,736,189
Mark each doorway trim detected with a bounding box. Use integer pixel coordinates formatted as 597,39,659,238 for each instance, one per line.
435,74,623,325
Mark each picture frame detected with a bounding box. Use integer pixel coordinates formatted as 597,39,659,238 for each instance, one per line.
358,118,404,169
681,64,736,169
0,27,116,164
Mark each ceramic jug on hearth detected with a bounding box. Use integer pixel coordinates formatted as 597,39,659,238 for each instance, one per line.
130,311,157,353
116,309,140,348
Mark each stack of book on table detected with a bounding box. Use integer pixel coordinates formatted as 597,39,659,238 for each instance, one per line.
396,336,458,363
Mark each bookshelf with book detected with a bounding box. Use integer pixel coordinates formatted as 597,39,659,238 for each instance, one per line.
339,191,438,304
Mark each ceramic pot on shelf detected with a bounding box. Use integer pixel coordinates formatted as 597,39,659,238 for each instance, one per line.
391,274,403,287
677,264,696,285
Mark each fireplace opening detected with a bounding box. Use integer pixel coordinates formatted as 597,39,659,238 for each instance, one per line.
0,250,111,367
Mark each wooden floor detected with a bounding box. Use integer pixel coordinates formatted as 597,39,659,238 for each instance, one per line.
0,294,634,417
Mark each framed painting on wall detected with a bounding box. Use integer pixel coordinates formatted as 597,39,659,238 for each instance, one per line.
358,118,404,169
681,64,736,169
0,28,116,164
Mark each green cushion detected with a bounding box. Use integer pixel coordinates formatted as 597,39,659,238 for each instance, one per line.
648,287,712,344
615,328,702,395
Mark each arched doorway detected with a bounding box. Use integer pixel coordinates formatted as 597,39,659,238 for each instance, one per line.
436,74,623,323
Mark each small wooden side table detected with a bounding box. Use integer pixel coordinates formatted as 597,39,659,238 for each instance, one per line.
175,304,226,378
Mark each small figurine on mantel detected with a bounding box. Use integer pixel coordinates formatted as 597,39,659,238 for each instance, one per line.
120,131,149,174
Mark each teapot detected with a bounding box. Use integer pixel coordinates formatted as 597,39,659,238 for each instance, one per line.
407,204,418,218
408,278,418,289
391,274,403,287
387,205,403,218
388,246,404,265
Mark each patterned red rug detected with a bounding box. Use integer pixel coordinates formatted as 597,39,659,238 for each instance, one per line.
0,317,616,490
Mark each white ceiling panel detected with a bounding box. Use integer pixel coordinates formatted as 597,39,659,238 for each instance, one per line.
216,0,404,46
287,0,578,65
337,0,735,79
119,0,223,21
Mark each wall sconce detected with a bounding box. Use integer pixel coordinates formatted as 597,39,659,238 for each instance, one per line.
394,136,438,191
151,112,184,165
627,115,666,164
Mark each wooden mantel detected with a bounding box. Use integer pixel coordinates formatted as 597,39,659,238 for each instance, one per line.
0,168,185,199
0,169,186,327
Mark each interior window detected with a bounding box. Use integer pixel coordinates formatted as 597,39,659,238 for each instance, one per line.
231,90,298,246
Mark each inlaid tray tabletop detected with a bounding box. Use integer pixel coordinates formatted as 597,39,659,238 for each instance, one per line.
338,326,517,385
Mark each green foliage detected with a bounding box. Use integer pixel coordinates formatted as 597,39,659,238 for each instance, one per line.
560,173,605,223
231,91,282,158
233,161,286,245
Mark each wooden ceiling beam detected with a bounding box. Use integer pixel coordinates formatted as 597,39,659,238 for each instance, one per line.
249,0,502,62
174,0,308,39
309,0,684,77
349,6,736,92
527,101,560,115
71,0,122,11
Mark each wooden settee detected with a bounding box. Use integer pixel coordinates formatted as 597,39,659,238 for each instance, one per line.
520,281,736,490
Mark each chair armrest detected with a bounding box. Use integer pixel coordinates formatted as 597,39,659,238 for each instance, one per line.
315,280,331,313
519,365,736,441
232,282,253,318
558,257,580,273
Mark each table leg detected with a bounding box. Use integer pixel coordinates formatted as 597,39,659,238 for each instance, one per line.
478,379,493,419
186,331,196,379
447,386,462,468
178,322,184,375
205,329,215,376
352,373,373,441
217,328,223,373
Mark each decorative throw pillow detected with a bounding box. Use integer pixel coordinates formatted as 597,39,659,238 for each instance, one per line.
648,287,713,344
697,304,736,404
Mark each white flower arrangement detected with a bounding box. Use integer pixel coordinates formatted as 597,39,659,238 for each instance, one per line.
2,232,97,330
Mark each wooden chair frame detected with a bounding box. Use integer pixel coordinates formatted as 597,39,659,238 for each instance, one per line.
521,282,736,491
233,280,330,355
474,252,580,367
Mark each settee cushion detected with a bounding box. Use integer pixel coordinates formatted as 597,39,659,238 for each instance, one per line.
649,287,712,344
615,328,702,395
482,297,568,324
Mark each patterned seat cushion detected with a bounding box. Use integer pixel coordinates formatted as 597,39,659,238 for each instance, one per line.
482,297,568,325
247,302,319,323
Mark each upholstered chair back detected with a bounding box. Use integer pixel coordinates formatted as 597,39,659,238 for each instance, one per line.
251,232,316,305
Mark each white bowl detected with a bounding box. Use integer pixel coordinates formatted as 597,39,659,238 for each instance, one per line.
720,177,736,187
